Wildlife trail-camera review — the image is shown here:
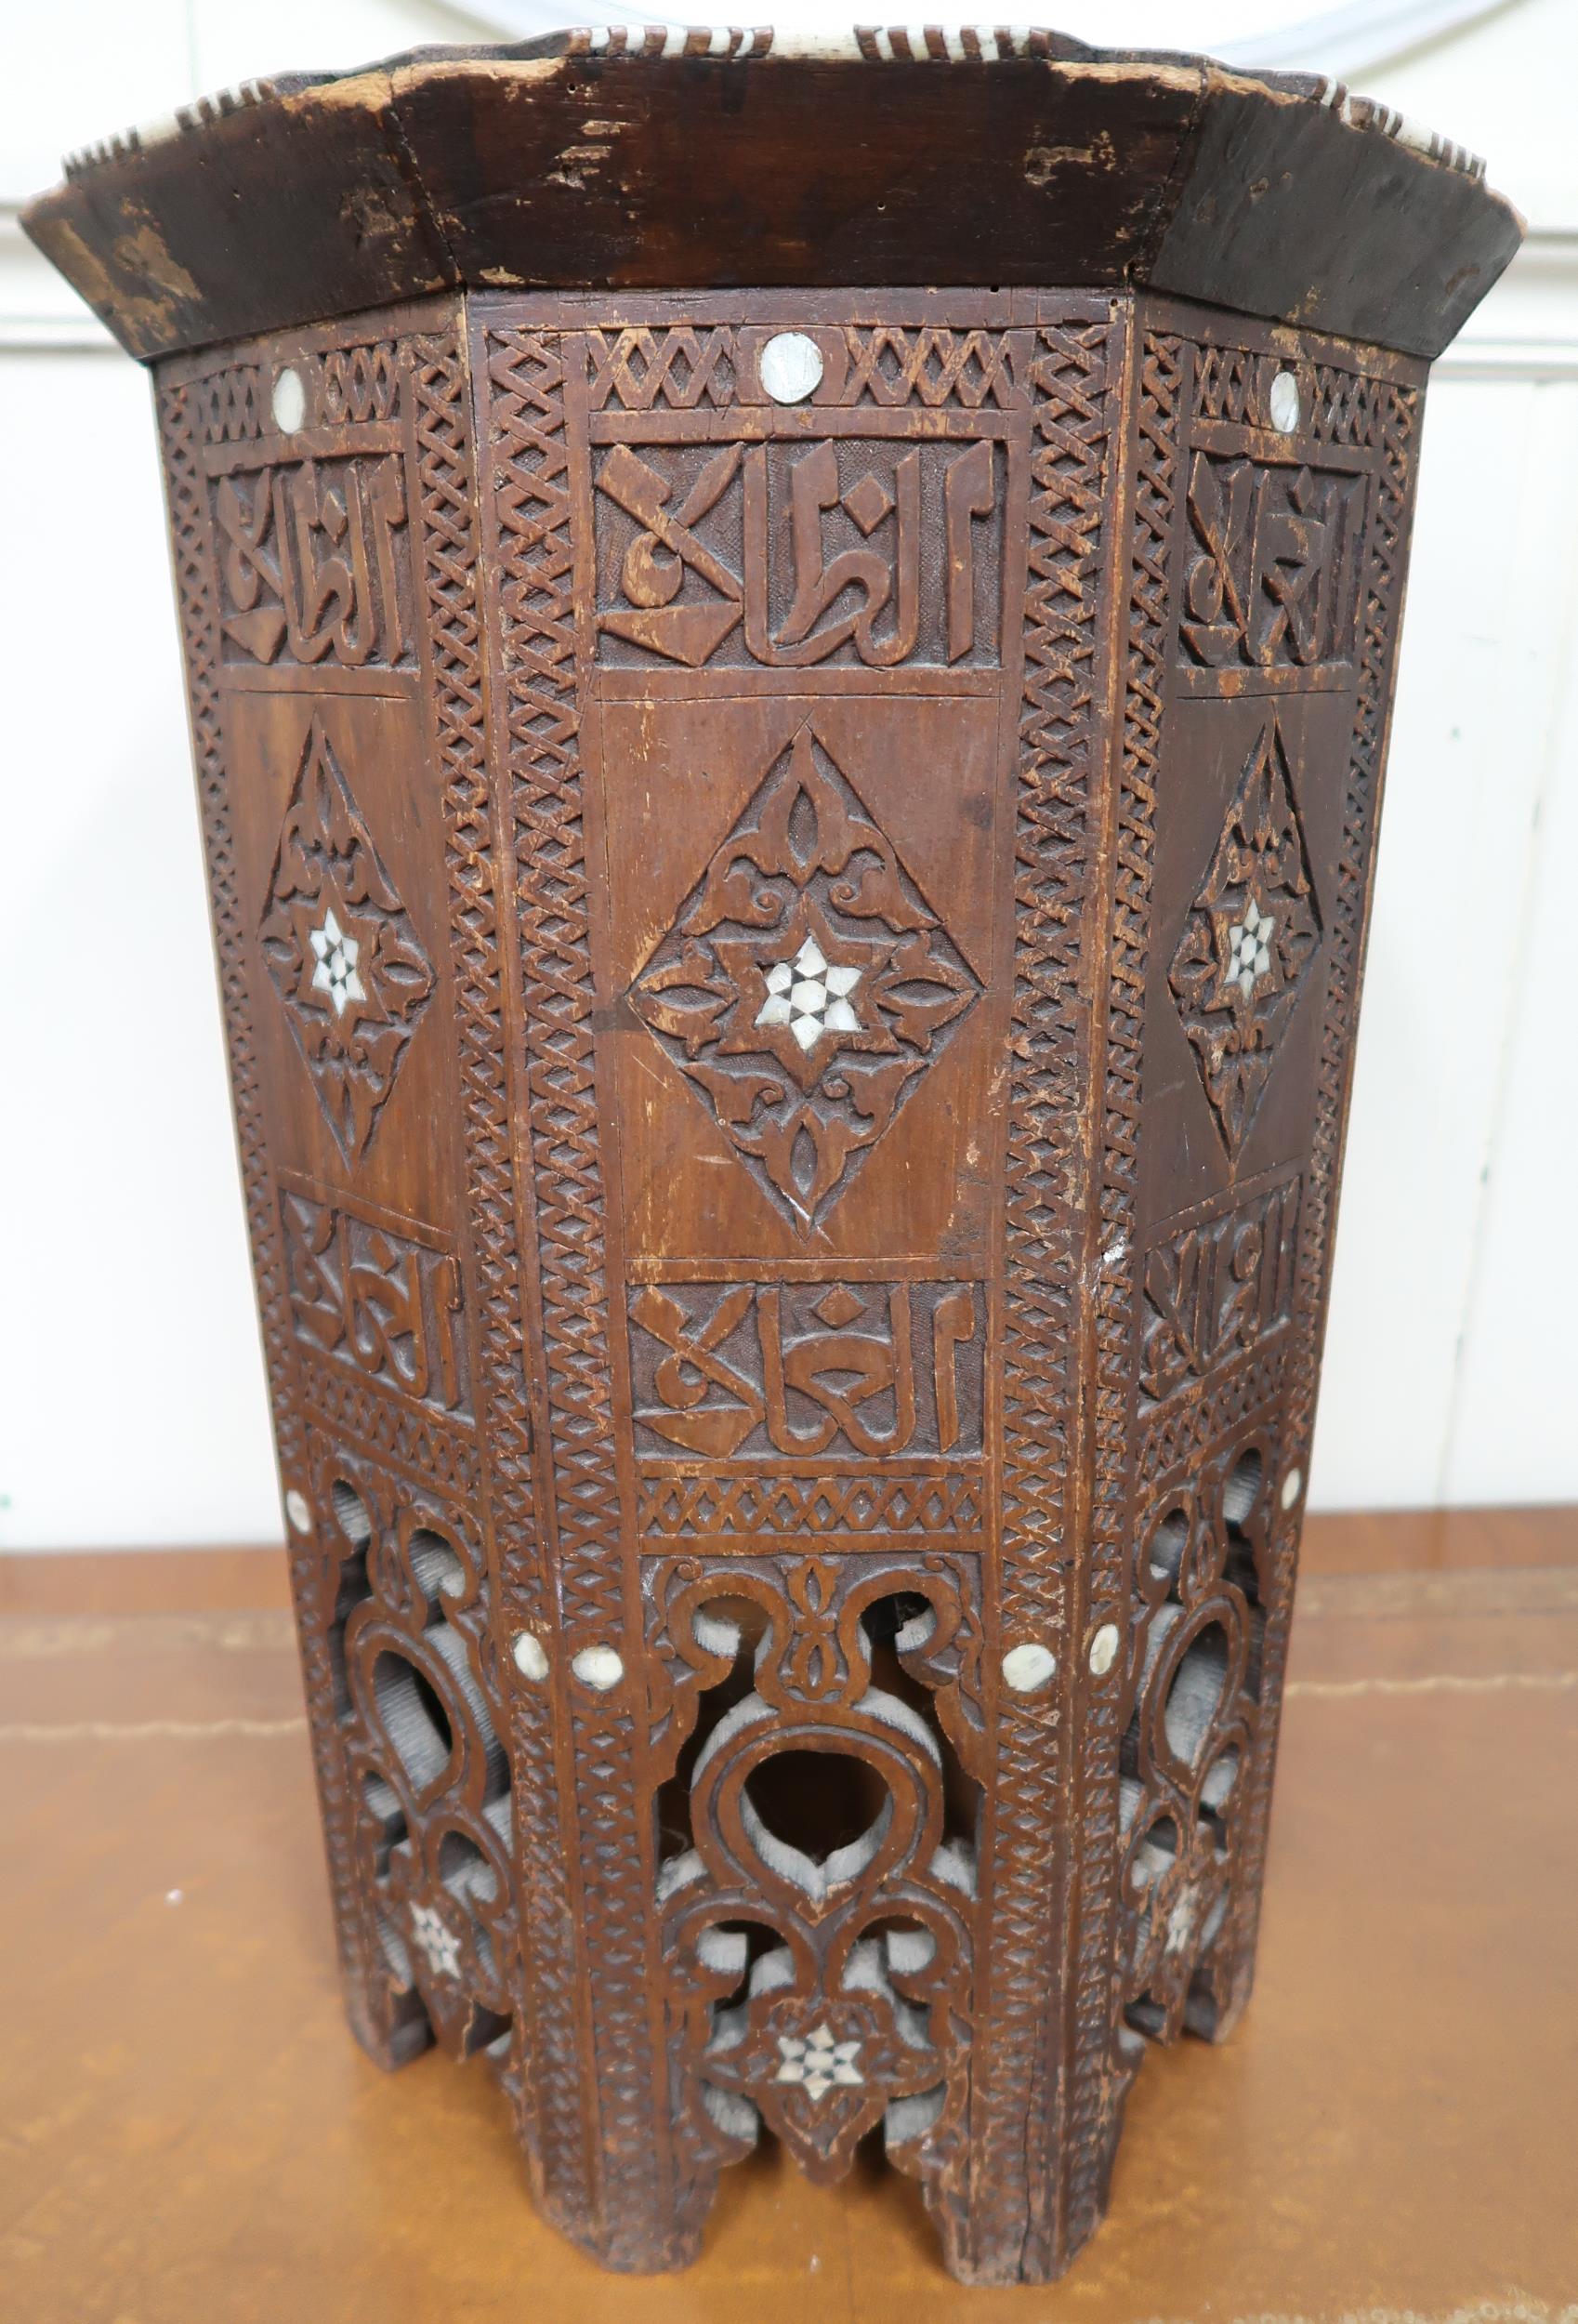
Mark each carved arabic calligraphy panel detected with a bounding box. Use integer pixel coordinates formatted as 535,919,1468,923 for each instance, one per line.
1177,449,1366,691
215,452,412,669
279,1174,470,1416
1139,1173,1300,1412
628,1276,984,1462
594,436,1004,670
199,339,412,674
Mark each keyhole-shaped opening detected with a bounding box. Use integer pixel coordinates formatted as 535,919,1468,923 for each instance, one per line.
744,1747,888,1870
373,1649,454,1793
1163,1623,1230,1769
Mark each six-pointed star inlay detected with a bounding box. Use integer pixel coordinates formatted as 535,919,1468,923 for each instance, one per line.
309,906,367,1018
775,2024,864,2102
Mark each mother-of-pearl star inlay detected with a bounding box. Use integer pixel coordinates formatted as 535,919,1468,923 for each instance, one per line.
309,907,366,1017
774,2023,864,2101
1223,897,1274,999
409,1900,462,1981
756,935,862,1051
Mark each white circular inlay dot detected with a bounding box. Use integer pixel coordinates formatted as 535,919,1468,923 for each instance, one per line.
511,1630,549,1681
1087,1621,1121,1678
1280,1465,1304,1512
572,1644,625,1693
1002,1643,1057,1694
760,330,824,405
271,364,307,434
1269,369,1301,434
284,1488,313,1534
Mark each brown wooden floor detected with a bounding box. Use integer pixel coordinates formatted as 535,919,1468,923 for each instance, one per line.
3,1509,1575,2322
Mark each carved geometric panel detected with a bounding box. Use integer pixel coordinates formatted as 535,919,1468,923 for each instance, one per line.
259,716,435,1165
637,1469,983,1547
629,723,982,1227
646,1552,980,2195
1168,716,1322,1155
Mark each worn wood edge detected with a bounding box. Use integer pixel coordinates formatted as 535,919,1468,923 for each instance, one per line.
20,40,1522,365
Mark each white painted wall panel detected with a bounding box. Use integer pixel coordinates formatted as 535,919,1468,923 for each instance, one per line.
1441,394,1578,1500
0,355,280,1548
1312,376,1576,1505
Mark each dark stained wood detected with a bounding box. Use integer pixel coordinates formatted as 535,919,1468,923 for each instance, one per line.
133,280,1427,2282
20,33,1520,363
20,51,1525,2285
2,1519,1574,2321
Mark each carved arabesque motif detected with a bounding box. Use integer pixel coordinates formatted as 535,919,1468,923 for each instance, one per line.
482,319,667,2263
259,716,436,1164
1115,1430,1270,2040
319,1444,519,2066
647,1554,982,2223
1169,716,1322,1155
631,724,981,1228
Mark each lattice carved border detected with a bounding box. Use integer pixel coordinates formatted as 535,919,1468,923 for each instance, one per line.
478,315,669,2264
1054,326,1184,2266
963,299,1122,2282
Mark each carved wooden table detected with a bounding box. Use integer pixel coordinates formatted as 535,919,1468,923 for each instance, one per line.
24,27,1521,2288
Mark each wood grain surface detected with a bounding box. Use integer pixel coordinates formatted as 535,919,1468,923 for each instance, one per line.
3,1508,1574,2323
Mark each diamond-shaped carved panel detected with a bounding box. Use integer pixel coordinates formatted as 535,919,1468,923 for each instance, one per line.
259,717,435,1165
630,724,981,1228
1168,716,1322,1155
